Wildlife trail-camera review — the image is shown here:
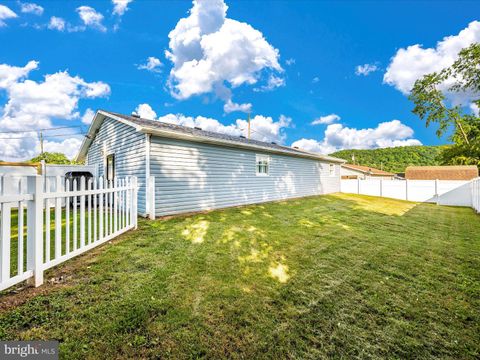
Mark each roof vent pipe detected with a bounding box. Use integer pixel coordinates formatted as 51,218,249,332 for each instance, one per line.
194,126,202,130
131,112,140,118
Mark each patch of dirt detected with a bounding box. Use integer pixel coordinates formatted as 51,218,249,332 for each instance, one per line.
0,239,119,312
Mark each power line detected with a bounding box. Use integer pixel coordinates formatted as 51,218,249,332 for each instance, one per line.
239,127,278,143
43,133,87,139
0,132,86,140
0,125,84,135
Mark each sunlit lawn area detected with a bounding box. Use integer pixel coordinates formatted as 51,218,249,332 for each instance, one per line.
0,193,479,358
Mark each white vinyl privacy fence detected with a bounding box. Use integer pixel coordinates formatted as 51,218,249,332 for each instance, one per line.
472,178,480,213
341,178,477,208
0,176,138,292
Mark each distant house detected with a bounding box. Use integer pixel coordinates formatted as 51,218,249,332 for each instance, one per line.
405,165,479,180
341,164,396,180
77,110,345,217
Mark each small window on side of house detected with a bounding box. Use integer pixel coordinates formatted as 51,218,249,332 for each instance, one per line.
256,154,270,176
106,154,115,181
329,163,335,176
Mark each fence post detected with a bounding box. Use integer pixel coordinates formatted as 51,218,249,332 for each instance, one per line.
55,176,62,258
27,176,44,287
379,179,383,197
405,179,409,201
114,178,118,233
357,178,360,194
0,177,13,282
148,176,155,220
475,178,480,213
435,179,439,205
473,178,479,212
474,178,478,211
133,177,138,229
80,176,85,248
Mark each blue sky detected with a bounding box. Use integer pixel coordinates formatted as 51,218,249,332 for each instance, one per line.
0,0,479,160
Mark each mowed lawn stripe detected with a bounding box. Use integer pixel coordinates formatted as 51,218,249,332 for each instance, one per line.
0,193,479,359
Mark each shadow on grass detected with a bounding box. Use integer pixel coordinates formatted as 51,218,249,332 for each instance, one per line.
0,193,479,359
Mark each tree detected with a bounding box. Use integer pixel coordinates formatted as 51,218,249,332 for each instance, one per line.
330,145,445,173
29,152,75,164
409,43,480,166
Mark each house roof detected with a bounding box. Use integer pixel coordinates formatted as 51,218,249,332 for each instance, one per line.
76,110,346,163
405,165,479,180
342,163,394,176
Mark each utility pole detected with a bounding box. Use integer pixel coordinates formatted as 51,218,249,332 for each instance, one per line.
247,112,251,139
38,131,44,156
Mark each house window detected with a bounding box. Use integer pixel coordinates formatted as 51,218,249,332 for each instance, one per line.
329,163,335,176
256,154,270,176
106,154,115,181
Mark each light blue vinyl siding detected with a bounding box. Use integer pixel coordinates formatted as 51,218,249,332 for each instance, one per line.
85,117,147,214
150,137,340,216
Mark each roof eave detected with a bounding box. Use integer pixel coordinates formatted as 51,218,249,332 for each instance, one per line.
341,164,368,174
342,164,393,176
140,125,345,163
77,110,345,164
76,110,144,162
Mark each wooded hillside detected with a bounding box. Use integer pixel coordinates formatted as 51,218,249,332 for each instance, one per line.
330,146,447,173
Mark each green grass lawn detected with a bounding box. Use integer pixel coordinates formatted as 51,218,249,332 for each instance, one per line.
7,205,129,277
0,193,479,359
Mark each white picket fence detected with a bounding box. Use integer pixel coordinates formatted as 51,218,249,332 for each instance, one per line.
0,176,138,291
341,178,475,208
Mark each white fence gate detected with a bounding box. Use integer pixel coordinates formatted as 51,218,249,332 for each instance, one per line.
0,176,138,291
341,178,477,208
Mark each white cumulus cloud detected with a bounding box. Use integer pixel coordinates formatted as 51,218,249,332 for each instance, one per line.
137,57,163,73
81,108,96,125
0,4,17,26
43,138,84,160
158,113,241,136
135,103,157,120
355,63,378,76
165,0,282,109
292,120,421,155
136,104,291,144
0,61,110,161
0,60,38,88
112,0,133,16
285,58,295,66
76,6,106,32
223,99,252,114
237,114,291,143
311,114,340,125
20,2,44,16
384,21,480,98
254,74,285,92
48,16,66,31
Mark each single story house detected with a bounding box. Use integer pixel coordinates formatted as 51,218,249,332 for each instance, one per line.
341,164,396,180
76,110,345,217
405,165,479,180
